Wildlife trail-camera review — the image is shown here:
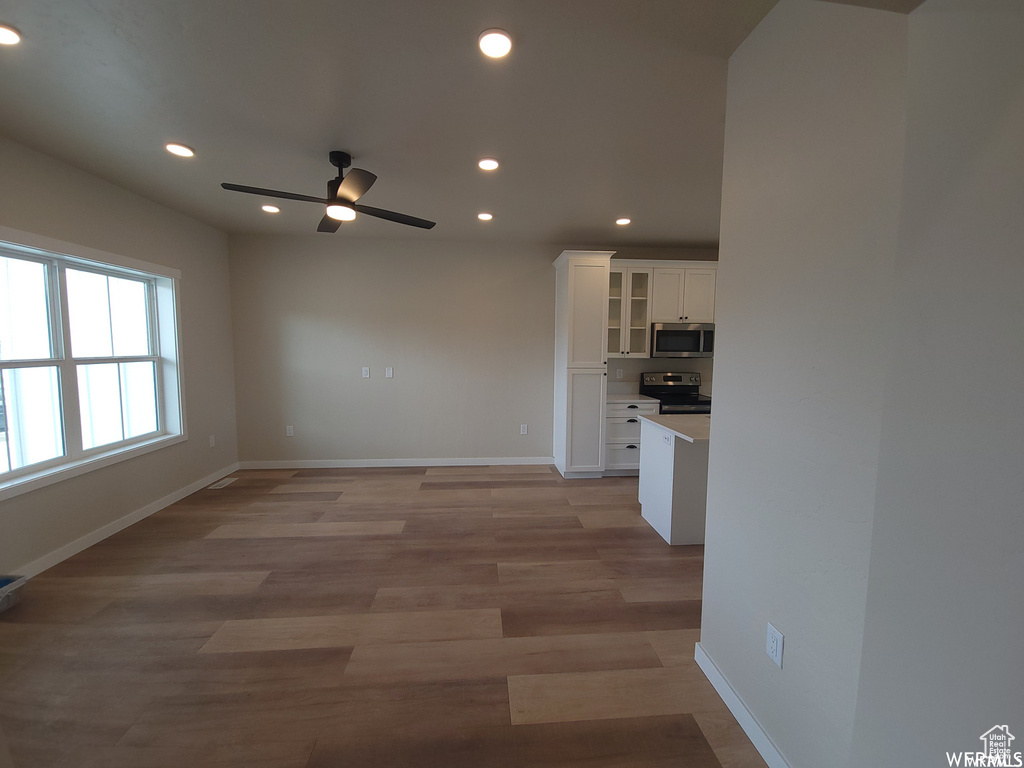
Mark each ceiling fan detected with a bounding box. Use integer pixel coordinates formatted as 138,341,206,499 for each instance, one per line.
221,151,436,231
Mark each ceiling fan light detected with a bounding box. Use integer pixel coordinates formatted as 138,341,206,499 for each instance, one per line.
478,212,493,221
479,29,511,58
616,217,631,226
478,158,499,171
261,205,280,213
0,24,21,45
326,204,356,221
165,143,194,158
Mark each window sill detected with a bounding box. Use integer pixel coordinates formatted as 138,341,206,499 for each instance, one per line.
0,432,186,503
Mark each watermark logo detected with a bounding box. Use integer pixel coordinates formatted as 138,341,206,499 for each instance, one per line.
947,725,1023,767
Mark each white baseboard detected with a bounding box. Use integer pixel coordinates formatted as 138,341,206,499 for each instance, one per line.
15,462,240,578
694,642,792,768
238,457,555,470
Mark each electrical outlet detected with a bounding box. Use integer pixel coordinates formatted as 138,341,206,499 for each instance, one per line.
520,424,528,435
286,425,294,437
616,369,623,379
385,367,393,378
362,367,370,378
662,433,672,446
766,622,784,669
209,435,216,448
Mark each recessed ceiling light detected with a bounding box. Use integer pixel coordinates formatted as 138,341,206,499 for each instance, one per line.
165,143,194,158
479,29,511,58
616,217,631,226
0,25,21,45
326,204,356,221
478,158,499,171
478,212,494,221
261,205,280,214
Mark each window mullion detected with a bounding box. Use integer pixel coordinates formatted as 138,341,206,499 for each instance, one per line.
145,280,163,433
54,262,83,460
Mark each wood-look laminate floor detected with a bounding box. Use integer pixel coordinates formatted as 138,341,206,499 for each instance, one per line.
0,466,766,768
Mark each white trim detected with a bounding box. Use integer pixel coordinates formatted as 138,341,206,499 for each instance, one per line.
239,456,555,470
694,642,793,768
0,433,186,502
13,462,239,578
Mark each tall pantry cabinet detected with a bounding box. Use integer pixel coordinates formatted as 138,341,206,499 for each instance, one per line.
553,250,613,477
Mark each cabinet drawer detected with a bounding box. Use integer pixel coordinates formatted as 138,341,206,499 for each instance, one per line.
606,416,642,442
605,441,641,469
607,401,659,417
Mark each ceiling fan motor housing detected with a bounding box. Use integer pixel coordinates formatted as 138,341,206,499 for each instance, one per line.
329,151,352,170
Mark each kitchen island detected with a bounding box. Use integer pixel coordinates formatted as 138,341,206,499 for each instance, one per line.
638,414,711,545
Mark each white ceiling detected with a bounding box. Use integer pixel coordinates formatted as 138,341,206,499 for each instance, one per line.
0,1,785,247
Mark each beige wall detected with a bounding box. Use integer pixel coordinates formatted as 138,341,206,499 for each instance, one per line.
850,0,1024,762
702,1,906,766
705,1,1024,766
0,136,238,573
228,235,555,463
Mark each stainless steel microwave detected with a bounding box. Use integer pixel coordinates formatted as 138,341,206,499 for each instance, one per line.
651,323,715,358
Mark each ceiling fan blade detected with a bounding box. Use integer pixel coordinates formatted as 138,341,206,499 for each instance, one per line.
335,169,377,203
221,182,326,205
354,204,436,230
316,214,342,233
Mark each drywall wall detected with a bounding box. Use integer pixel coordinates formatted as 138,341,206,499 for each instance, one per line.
0,136,238,573
701,2,907,766
849,1,1024,763
228,235,555,464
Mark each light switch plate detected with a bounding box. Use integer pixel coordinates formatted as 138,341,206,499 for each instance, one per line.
385,367,393,378
766,622,784,669
362,367,370,378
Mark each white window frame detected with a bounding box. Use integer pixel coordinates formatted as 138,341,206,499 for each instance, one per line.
0,227,185,501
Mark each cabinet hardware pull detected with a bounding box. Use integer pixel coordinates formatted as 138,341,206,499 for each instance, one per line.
627,404,638,409
627,418,638,423
627,445,638,449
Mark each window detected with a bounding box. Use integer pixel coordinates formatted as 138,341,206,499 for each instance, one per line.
0,239,182,493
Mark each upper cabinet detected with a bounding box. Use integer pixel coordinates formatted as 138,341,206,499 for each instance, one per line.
557,253,611,368
651,268,717,324
607,268,652,358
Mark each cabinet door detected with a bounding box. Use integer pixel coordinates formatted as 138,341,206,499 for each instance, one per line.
651,268,685,322
625,269,652,355
681,269,716,323
607,269,624,358
566,369,606,472
609,268,652,357
568,261,609,367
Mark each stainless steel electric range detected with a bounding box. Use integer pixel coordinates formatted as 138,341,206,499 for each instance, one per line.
639,372,711,415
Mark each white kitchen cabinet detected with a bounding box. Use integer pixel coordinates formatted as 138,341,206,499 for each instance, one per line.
682,269,716,323
605,398,659,472
565,370,607,472
564,257,610,368
638,416,710,544
553,251,614,477
607,268,652,358
651,268,716,323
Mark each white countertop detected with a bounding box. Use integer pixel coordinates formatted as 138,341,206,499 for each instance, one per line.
607,393,660,403
640,413,711,443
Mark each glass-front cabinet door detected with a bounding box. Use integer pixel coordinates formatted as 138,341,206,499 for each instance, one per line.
607,268,652,357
